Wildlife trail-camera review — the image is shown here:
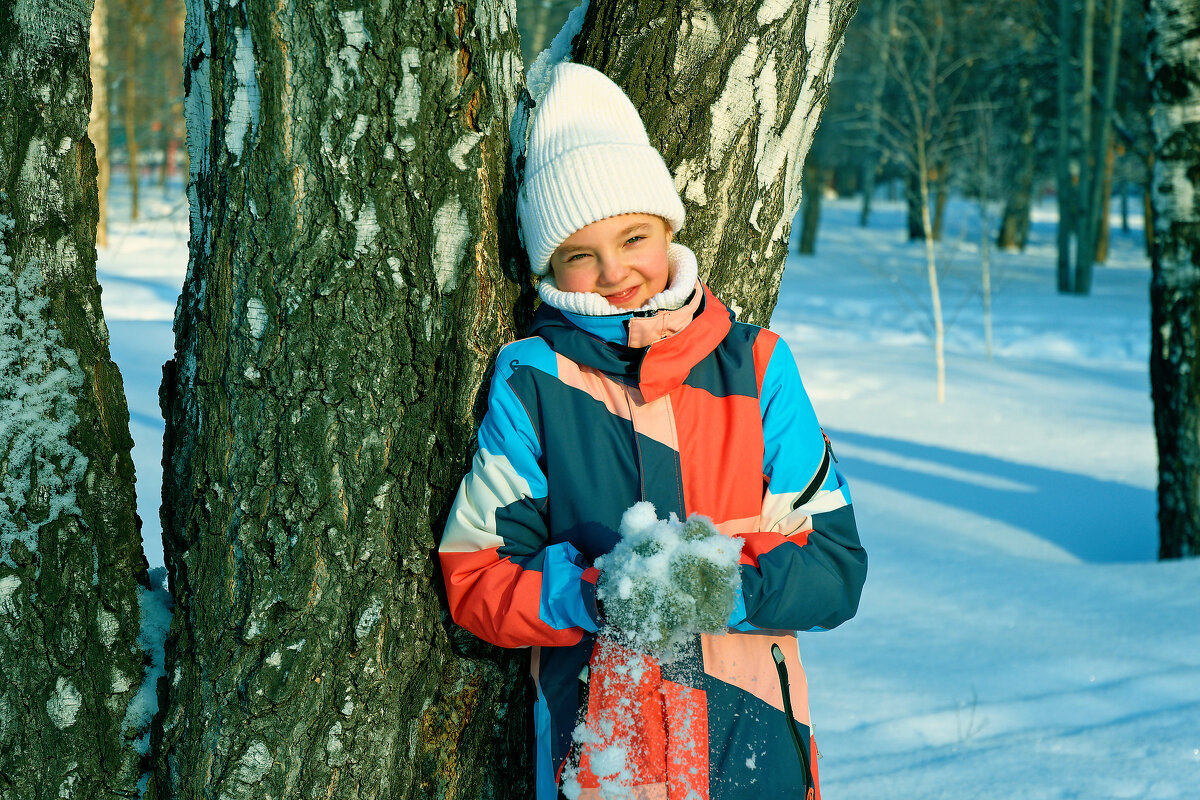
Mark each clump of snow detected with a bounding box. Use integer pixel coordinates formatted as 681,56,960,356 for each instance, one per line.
123,567,173,757
0,202,88,571
596,502,742,660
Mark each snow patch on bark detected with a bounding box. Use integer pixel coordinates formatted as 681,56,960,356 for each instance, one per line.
225,27,260,162
431,197,469,293
123,567,173,755
0,213,88,571
0,575,20,616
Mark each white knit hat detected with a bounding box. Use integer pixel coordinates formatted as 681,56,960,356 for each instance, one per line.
517,63,686,276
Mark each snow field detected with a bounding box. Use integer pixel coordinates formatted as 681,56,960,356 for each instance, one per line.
94,175,1200,797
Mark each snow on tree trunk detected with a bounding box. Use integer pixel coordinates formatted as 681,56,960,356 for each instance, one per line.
0,4,151,798
1148,0,1200,560
573,0,860,327
154,0,534,797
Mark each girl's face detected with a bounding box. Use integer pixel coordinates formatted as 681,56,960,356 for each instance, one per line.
549,214,673,309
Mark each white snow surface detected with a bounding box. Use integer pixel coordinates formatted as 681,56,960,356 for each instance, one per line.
97,175,1200,797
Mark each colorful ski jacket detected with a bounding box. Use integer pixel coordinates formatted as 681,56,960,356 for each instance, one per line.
439,279,867,799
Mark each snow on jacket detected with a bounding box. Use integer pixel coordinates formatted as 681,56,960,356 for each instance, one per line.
439,276,867,799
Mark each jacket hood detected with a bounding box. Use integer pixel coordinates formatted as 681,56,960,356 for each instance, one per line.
527,281,735,402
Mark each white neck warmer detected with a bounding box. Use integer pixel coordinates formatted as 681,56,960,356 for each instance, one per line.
536,242,699,317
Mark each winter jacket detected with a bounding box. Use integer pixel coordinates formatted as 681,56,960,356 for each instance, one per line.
439,279,867,799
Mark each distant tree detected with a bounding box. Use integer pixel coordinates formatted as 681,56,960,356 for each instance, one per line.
90,0,111,247
0,5,151,798
1148,0,1200,560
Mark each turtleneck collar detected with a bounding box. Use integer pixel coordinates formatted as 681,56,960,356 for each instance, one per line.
535,242,699,317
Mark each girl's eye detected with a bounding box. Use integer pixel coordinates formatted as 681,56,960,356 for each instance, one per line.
626,236,645,245
567,252,589,262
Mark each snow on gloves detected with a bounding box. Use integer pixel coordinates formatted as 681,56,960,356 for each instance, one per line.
595,502,743,659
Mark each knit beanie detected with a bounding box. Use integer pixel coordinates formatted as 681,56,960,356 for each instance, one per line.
517,63,687,276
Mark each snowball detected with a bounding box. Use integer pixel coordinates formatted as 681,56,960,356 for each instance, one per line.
596,502,743,660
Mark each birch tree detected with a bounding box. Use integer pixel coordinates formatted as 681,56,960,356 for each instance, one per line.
155,0,857,797
0,4,152,798
1148,0,1200,560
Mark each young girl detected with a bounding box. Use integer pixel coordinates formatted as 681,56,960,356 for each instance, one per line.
439,62,866,800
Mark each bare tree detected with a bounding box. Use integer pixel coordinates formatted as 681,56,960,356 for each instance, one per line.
90,0,111,248
1148,0,1200,559
875,0,976,401
1,4,151,798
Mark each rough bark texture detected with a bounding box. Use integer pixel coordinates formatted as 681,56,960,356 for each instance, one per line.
573,0,860,327
156,0,532,797
1148,0,1200,560
0,2,149,798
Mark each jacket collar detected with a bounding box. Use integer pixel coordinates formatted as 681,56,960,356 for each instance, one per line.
527,281,734,402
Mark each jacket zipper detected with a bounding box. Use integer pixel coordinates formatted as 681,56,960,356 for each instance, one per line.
792,436,833,511
771,643,815,799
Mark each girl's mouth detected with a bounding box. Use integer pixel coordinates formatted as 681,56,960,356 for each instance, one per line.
605,286,639,305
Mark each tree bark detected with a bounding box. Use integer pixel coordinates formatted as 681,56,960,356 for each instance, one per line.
0,4,150,799
573,0,861,326
156,1,533,797
1148,0,1200,560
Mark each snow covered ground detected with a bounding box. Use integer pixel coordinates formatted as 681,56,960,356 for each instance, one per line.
96,177,1200,798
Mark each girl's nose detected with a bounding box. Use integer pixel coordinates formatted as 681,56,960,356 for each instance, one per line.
597,253,629,285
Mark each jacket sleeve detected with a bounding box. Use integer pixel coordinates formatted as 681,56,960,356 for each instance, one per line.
728,335,867,633
438,345,601,649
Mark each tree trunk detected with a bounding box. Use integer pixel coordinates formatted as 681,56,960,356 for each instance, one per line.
572,0,861,326
859,0,895,228
90,0,111,248
155,1,533,797
1076,0,1125,294
1056,0,1075,292
798,162,824,255
906,170,925,240
123,26,141,221
0,5,150,799
997,77,1035,252
1074,0,1096,293
931,161,949,242
1095,139,1115,262
1148,0,1200,560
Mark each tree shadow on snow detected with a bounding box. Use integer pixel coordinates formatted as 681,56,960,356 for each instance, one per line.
825,429,1156,563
